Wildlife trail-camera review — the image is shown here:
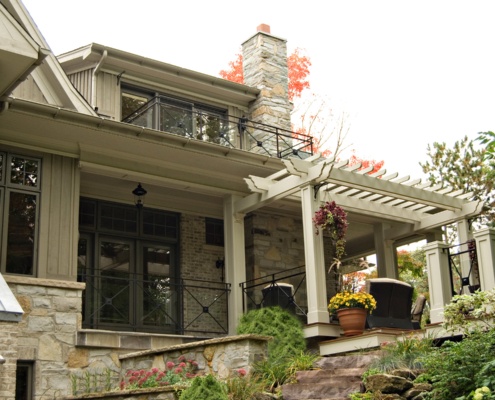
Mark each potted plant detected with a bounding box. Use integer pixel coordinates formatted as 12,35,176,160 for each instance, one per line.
328,291,377,336
313,201,348,263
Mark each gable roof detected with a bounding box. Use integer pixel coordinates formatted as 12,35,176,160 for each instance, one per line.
0,0,96,114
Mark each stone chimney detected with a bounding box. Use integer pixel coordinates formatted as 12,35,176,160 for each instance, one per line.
242,24,292,156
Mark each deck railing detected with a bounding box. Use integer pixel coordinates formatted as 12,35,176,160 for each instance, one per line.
80,270,230,335
239,266,307,319
447,239,480,295
122,96,314,159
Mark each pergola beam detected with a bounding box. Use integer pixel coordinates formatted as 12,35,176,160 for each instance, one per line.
236,158,477,226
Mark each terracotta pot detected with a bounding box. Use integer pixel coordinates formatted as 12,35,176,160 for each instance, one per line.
337,308,367,336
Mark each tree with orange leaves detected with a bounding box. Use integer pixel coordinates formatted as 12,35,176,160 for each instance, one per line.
219,48,311,101
221,49,384,172
348,150,385,175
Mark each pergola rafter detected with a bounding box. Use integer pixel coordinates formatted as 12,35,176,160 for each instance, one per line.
235,155,484,231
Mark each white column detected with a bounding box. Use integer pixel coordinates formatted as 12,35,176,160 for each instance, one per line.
473,228,495,291
224,195,247,334
424,241,452,324
301,185,329,325
373,223,398,279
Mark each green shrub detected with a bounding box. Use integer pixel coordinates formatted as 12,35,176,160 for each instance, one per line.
442,289,495,333
475,360,495,393
236,307,318,396
236,306,306,361
179,374,228,400
420,329,495,399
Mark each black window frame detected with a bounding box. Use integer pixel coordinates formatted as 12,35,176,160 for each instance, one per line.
0,151,41,276
205,217,224,247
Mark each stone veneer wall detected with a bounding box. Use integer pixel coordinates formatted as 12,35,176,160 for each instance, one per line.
0,321,19,399
4,275,85,398
245,211,338,312
242,25,293,157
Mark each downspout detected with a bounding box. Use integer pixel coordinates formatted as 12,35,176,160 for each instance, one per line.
91,49,107,111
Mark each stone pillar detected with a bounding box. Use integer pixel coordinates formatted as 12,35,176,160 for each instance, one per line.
373,223,398,279
301,185,329,325
224,195,247,334
473,228,495,291
242,24,292,157
424,241,452,324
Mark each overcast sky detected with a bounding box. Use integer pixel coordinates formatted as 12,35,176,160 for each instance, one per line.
22,0,495,178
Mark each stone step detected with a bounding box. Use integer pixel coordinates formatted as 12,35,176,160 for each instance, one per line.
295,369,365,385
315,353,380,370
280,353,379,399
281,382,362,400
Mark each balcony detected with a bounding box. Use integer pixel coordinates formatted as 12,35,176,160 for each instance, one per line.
122,95,314,159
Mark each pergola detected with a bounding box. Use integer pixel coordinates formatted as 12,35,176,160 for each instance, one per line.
224,154,486,336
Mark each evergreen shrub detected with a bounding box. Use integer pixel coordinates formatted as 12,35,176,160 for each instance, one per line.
236,306,306,361
178,374,228,400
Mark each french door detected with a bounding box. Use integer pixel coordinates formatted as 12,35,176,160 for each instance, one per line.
78,199,180,333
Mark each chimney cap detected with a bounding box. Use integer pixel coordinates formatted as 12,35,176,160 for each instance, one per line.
257,24,271,34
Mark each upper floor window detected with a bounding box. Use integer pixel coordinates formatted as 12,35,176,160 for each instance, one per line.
0,152,41,275
121,85,229,144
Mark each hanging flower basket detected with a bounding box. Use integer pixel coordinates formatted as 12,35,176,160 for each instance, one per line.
313,201,348,260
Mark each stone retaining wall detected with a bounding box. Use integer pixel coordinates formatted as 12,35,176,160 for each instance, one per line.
119,334,270,380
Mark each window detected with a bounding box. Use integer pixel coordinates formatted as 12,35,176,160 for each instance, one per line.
121,85,228,143
78,199,180,333
205,218,224,247
0,152,41,275
15,361,34,400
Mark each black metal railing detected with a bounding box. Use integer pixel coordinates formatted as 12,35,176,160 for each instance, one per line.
80,270,230,335
239,266,307,318
122,96,314,159
447,239,480,295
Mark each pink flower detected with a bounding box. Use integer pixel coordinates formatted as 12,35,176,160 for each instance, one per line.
179,362,186,368
166,361,175,370
174,367,183,374
178,355,186,362
237,368,247,377
151,367,159,373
